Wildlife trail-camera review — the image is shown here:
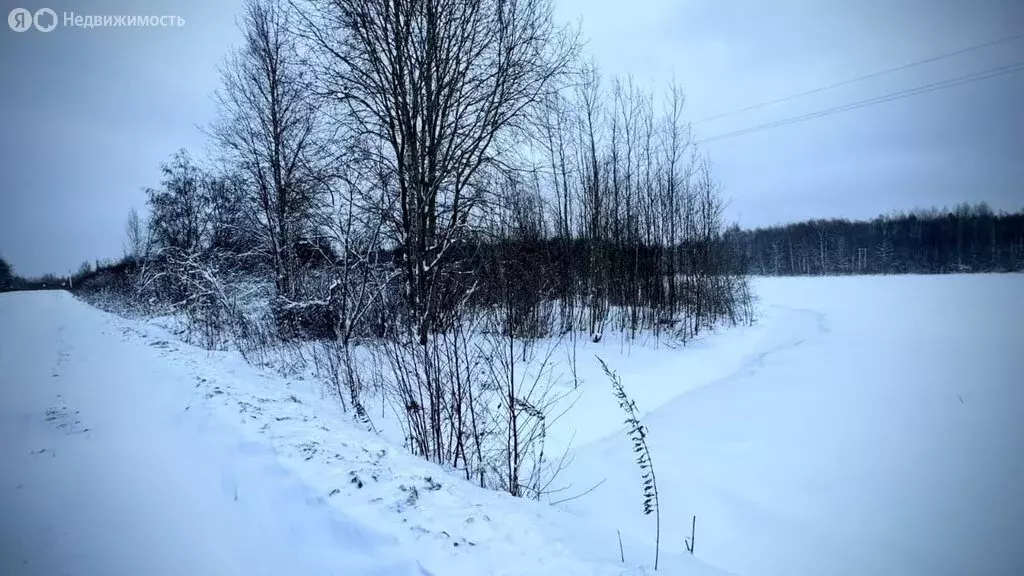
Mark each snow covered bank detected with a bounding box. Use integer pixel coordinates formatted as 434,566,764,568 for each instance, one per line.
0,291,428,576
0,290,723,575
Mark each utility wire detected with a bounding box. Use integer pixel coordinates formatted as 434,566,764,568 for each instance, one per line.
696,60,1024,145
693,31,1024,124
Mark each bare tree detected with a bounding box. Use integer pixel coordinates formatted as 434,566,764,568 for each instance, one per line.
211,0,325,333
574,63,608,337
296,0,580,344
480,279,574,499
816,222,831,275
123,206,150,260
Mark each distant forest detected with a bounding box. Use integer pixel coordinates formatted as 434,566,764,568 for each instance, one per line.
0,256,72,292
4,203,1022,297
731,203,1024,276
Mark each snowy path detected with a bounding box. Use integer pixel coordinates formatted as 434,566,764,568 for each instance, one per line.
0,292,427,576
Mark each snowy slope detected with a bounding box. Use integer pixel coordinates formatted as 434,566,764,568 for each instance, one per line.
558,275,1024,576
0,290,725,576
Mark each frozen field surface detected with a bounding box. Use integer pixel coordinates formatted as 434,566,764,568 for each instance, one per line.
559,275,1024,576
2,274,1022,575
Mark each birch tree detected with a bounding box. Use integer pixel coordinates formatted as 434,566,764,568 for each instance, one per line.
211,0,325,330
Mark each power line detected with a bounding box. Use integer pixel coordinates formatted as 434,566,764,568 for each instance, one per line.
693,31,1024,125
695,60,1024,145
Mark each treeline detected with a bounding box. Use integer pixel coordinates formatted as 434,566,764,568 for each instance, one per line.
71,0,752,344
733,203,1024,276
0,255,74,292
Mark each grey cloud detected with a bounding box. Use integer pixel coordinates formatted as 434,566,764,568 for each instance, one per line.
1,0,1021,276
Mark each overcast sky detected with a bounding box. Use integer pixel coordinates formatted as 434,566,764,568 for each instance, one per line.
1,0,1022,277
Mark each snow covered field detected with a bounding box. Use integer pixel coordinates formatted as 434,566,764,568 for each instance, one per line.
2,275,1022,575
559,275,1024,576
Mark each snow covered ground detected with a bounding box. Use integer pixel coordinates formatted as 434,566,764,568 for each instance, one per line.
0,290,720,575
2,275,1022,575
558,275,1024,576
